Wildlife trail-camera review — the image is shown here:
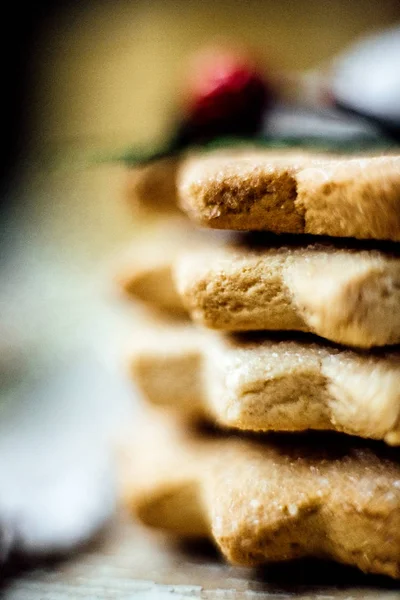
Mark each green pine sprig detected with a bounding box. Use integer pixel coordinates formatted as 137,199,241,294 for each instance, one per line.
93,134,399,168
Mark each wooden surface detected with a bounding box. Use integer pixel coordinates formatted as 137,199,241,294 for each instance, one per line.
2,517,400,599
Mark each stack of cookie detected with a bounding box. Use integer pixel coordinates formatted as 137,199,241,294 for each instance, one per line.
119,149,400,579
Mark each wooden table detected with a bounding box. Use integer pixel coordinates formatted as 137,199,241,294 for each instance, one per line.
2,516,400,599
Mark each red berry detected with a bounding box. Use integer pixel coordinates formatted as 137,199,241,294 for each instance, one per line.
184,48,270,135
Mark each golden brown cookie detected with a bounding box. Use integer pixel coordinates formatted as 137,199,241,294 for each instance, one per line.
117,228,400,348
175,240,400,348
123,414,400,578
178,152,400,240
122,147,319,216
129,322,400,445
124,157,179,215
114,219,192,315
114,219,235,315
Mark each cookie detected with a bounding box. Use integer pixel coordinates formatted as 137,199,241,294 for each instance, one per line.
123,414,400,578
117,228,400,347
124,157,179,215
129,322,400,445
114,219,191,315
123,147,319,216
175,240,400,348
115,220,235,315
178,152,400,240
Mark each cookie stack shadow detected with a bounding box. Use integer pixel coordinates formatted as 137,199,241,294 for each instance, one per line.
117,149,400,579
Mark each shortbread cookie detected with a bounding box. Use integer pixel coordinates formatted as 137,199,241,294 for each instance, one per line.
118,230,400,347
123,147,320,216
115,220,235,315
129,323,400,444
178,152,400,240
124,157,179,215
123,148,252,215
114,219,192,314
175,240,400,348
123,415,400,578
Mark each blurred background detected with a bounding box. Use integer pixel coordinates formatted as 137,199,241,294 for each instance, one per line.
24,0,400,156
1,0,400,575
